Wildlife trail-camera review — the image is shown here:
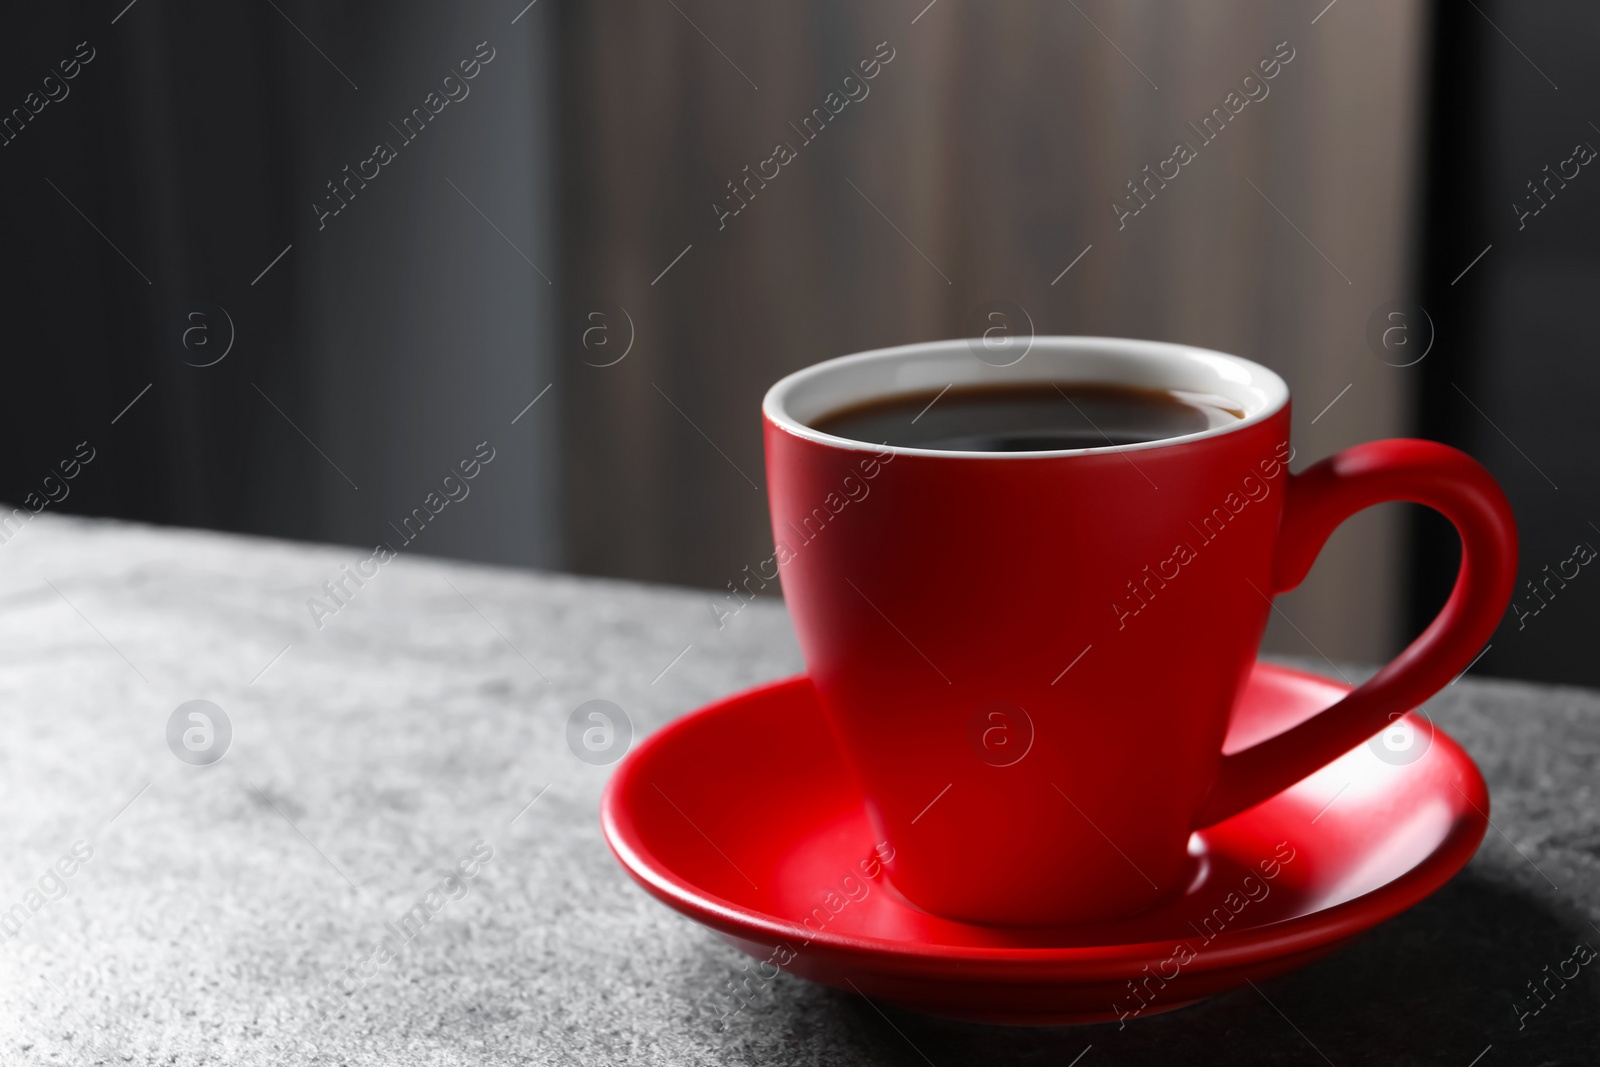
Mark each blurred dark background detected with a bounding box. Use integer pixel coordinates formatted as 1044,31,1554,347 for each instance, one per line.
0,0,1593,686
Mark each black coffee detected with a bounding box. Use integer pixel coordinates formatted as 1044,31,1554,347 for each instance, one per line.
810,382,1243,452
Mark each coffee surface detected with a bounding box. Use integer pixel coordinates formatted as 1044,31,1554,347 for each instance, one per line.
810,382,1243,452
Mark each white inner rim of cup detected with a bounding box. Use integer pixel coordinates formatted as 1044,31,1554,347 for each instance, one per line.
764,336,1290,459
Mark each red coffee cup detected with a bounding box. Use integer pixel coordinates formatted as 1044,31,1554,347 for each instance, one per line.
762,337,1516,927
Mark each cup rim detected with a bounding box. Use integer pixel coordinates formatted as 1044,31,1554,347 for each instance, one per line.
763,336,1290,459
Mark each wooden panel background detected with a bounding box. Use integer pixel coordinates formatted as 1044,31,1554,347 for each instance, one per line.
554,0,1427,665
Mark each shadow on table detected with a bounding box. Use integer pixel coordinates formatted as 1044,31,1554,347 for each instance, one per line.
791,871,1599,1065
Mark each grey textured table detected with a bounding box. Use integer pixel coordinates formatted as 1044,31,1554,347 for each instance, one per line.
1,514,1596,1065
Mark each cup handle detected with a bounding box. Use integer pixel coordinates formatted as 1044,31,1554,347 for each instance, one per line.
1194,439,1518,827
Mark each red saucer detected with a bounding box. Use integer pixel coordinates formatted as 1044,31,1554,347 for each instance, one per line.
601,663,1488,1025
